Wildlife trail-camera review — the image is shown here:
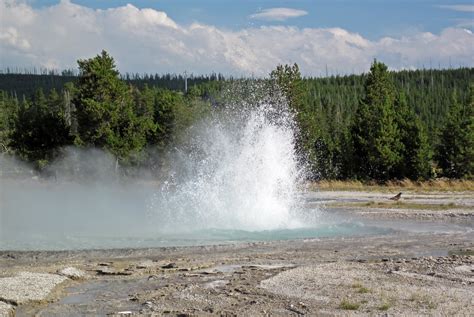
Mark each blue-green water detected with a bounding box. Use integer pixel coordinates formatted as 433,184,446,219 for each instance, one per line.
1,180,471,251
2,180,472,251
0,221,393,251
0,180,391,251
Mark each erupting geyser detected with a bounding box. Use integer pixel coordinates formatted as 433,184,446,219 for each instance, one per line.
149,99,309,232
1,83,321,251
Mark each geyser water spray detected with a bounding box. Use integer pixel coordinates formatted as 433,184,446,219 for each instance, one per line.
149,83,311,232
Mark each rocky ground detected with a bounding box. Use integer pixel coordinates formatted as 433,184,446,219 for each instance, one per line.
1,190,473,316
308,190,474,222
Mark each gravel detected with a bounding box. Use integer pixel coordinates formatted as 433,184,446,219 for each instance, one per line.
260,260,474,315
0,301,14,316
0,272,67,305
57,267,87,280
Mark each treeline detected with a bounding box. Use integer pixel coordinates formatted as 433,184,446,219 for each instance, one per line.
2,66,471,143
270,63,472,180
301,68,472,143
0,71,226,99
0,51,472,180
0,51,211,174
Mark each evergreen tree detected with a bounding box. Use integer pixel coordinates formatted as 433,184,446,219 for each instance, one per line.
270,64,304,113
0,91,18,153
270,63,322,177
394,92,432,179
435,88,474,178
73,50,156,161
10,89,72,165
1,59,472,180
152,88,177,146
351,60,402,180
134,85,175,148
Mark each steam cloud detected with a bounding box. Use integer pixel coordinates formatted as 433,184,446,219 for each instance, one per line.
0,85,317,250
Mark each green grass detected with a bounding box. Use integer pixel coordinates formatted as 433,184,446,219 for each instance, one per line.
378,303,391,311
339,299,361,310
357,287,370,294
351,283,371,294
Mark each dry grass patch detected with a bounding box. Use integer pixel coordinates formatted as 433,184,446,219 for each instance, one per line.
311,179,474,192
409,292,438,309
339,299,361,310
378,302,392,311
351,282,371,293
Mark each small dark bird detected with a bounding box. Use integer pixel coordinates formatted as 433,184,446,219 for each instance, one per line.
389,192,402,201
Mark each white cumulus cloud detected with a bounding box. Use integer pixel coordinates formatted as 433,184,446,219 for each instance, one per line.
249,8,308,21
0,27,31,51
0,0,473,76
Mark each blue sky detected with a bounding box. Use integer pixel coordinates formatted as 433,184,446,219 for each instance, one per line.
29,0,473,39
1,0,473,75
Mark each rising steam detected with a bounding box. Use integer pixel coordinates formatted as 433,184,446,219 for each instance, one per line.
0,82,316,250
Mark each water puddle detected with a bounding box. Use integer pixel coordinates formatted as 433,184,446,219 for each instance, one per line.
16,278,158,316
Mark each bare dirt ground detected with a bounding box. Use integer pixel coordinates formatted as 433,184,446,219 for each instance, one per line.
1,190,473,316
